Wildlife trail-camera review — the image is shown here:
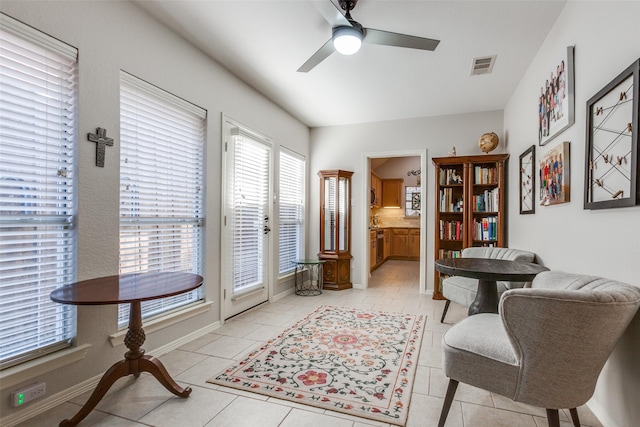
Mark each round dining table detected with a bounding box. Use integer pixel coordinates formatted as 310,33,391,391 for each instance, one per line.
435,258,548,315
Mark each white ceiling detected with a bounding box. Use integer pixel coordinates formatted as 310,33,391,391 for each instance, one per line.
133,0,567,128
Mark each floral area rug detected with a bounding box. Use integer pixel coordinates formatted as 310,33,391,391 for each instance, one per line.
208,305,426,426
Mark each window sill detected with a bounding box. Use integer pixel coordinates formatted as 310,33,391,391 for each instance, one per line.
109,300,213,347
0,344,92,389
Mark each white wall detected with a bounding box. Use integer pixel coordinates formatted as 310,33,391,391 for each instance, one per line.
310,111,504,289
504,2,640,426
0,0,309,421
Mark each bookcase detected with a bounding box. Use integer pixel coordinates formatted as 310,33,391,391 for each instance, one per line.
432,154,509,299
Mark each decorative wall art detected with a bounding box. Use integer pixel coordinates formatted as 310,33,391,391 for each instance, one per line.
540,141,570,206
405,186,421,217
584,58,639,210
538,46,575,146
519,145,536,214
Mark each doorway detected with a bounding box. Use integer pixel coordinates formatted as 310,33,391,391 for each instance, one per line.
363,150,427,293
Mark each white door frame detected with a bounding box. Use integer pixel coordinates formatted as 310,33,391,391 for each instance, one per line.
362,149,428,294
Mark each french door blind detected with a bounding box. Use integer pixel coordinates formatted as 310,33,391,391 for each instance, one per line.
0,14,78,368
278,150,305,276
119,72,206,326
228,128,270,297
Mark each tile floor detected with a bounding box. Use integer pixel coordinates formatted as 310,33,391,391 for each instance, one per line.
21,260,603,427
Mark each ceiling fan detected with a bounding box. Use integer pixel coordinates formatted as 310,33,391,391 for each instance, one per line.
298,0,440,72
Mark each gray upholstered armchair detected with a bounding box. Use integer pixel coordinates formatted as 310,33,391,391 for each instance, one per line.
440,247,536,322
438,271,640,427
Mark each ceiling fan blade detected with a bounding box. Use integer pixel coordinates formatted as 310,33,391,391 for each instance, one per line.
297,39,335,73
364,28,440,51
313,0,351,27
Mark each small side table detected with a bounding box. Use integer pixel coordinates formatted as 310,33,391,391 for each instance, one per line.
50,272,203,426
294,259,325,296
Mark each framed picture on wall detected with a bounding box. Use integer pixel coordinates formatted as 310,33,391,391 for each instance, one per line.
519,145,536,214
540,141,570,206
538,46,575,146
584,58,639,210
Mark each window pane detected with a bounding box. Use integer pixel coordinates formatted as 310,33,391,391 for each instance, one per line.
0,15,78,368
278,151,304,275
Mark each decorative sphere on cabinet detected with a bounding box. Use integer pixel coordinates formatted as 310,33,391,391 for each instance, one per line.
478,132,499,154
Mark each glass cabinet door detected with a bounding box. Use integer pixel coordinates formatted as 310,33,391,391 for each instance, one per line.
323,176,336,252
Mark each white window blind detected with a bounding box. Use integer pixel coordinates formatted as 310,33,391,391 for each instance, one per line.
229,129,270,296
0,14,78,369
119,72,205,327
278,150,304,276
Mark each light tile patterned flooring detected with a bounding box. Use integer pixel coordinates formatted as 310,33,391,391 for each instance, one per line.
21,260,603,427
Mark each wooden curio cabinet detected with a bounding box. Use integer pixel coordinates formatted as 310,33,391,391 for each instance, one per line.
432,154,509,299
318,170,353,290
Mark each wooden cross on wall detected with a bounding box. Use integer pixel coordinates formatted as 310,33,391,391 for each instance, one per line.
88,127,114,167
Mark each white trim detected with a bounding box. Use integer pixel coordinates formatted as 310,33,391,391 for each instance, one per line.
109,301,213,347
0,344,91,390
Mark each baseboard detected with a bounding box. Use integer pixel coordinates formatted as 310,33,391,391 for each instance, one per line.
587,398,616,427
0,320,222,427
272,286,294,302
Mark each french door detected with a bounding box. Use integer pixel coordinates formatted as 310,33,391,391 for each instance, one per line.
222,117,272,319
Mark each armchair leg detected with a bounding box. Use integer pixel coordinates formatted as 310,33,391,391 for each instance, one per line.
440,300,451,323
569,408,581,427
546,409,560,427
437,379,459,427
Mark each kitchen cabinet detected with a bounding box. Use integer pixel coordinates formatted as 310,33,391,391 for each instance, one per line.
408,229,420,258
382,178,403,208
390,228,420,260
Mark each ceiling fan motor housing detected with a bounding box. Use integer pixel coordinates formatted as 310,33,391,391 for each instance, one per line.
339,0,358,12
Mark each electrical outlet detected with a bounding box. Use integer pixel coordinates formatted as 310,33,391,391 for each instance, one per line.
11,382,46,407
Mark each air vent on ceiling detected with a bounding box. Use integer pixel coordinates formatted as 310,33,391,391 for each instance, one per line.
470,55,497,76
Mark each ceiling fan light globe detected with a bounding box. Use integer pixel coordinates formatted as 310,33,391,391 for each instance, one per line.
333,27,362,55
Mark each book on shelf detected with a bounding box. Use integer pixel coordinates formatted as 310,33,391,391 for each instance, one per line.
438,249,462,259
472,216,497,241
439,220,463,240
439,188,463,212
439,168,463,185
474,166,498,185
473,189,499,212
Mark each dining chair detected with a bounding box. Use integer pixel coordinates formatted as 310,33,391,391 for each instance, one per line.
437,270,640,427
440,247,536,322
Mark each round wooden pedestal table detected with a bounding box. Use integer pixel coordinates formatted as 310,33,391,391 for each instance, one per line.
50,272,203,427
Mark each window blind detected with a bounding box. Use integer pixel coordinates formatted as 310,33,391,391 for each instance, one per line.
229,130,270,296
278,150,304,276
119,72,205,327
0,14,78,369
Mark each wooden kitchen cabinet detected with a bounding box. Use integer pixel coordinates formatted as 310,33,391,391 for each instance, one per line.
391,228,409,257
390,228,420,260
382,178,403,208
408,229,420,259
